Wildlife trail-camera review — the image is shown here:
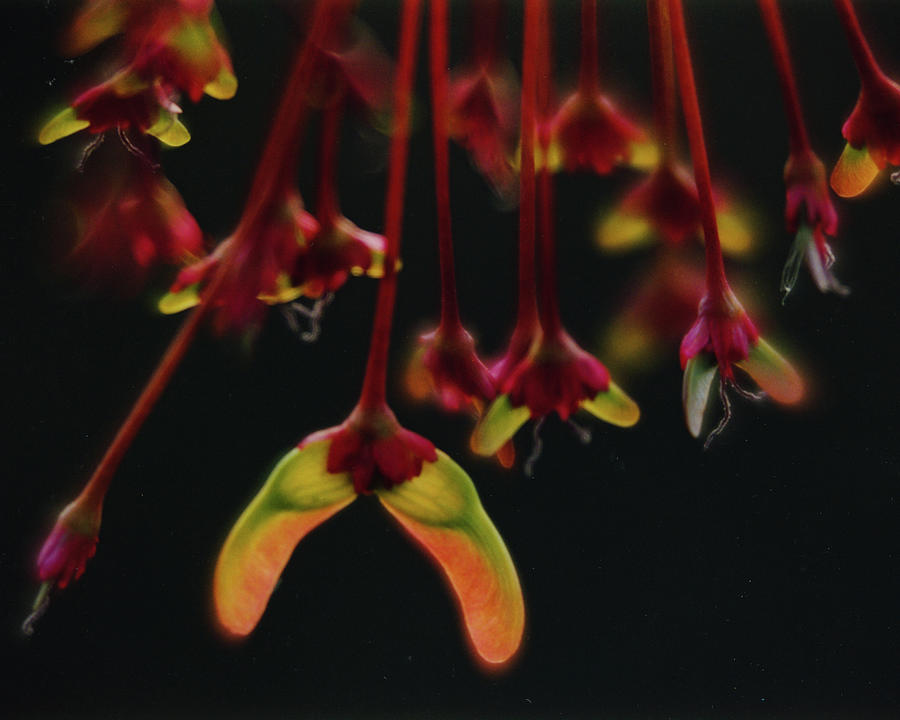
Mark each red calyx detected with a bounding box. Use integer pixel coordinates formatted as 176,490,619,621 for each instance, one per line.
842,75,900,169
417,324,496,413
290,215,385,299
72,73,181,136
304,404,438,495
680,289,759,381
551,90,644,174
784,148,838,236
503,329,610,420
169,188,318,330
623,161,701,246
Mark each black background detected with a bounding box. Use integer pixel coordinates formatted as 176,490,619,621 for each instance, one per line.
4,1,900,718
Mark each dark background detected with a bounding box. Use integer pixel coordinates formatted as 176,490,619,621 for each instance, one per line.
3,1,900,717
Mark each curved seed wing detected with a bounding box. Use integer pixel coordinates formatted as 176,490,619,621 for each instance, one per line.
213,440,355,637
377,451,525,666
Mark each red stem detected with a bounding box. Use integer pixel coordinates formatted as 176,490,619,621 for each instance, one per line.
647,0,678,164
471,0,504,69
358,0,423,410
668,0,727,298
510,0,540,342
239,0,355,235
578,0,600,96
316,95,344,226
71,0,353,513
430,0,461,330
536,0,561,336
758,0,811,156
833,0,885,90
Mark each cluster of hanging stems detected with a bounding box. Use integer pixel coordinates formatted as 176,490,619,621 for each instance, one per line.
26,0,899,667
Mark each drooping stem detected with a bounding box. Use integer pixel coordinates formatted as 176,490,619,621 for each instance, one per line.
668,0,728,298
833,0,885,91
430,0,462,331
509,0,541,343
578,0,600,96
239,0,355,234
316,94,345,226
647,0,678,164
358,0,422,410
758,0,811,155
65,0,351,517
536,0,562,337
76,279,221,511
470,0,504,69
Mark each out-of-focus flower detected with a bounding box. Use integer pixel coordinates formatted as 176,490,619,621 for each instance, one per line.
406,325,496,414
781,149,848,298
596,161,752,256
601,254,705,374
39,0,235,147
449,63,519,195
290,214,386,299
213,402,525,667
69,142,204,290
159,188,319,330
39,71,191,147
551,92,647,175
306,22,393,116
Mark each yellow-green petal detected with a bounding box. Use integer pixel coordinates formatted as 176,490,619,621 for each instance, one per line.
627,139,659,170
38,107,90,145
147,114,191,147
683,353,718,438
736,338,804,405
205,68,238,100
158,284,201,315
831,142,879,198
213,440,355,637
580,381,640,427
377,451,524,666
470,394,530,457
715,206,754,257
595,210,654,253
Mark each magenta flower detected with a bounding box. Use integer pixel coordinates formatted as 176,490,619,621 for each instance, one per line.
781,149,848,298
36,495,101,590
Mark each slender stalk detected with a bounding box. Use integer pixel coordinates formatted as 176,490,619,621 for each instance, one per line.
430,0,462,330
758,0,811,155
358,0,423,410
68,0,350,515
316,95,345,225
239,0,355,234
77,281,219,510
668,0,728,297
509,0,541,343
578,0,600,96
833,0,884,90
536,0,562,337
647,0,678,164
471,0,504,69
